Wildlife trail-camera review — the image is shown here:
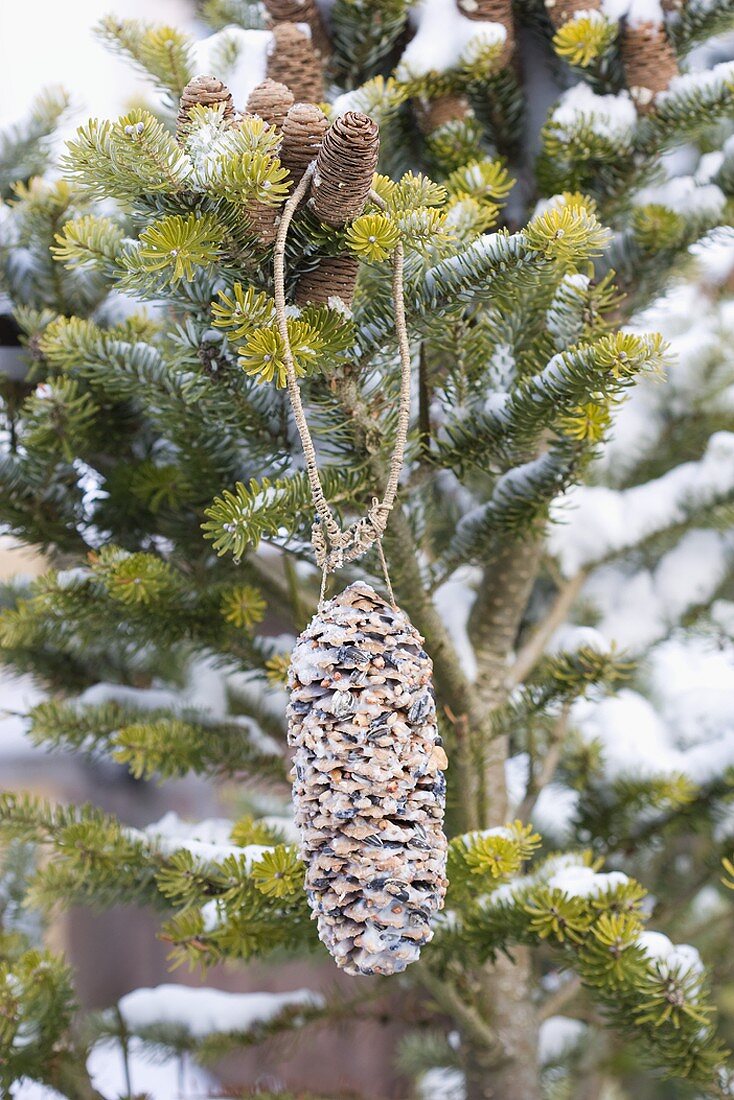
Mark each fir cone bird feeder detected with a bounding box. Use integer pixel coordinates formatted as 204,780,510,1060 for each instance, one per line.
310,111,380,227
294,254,360,307
246,79,295,129
455,0,515,63
280,102,329,183
267,22,324,105
177,75,235,142
620,20,679,111
288,583,448,976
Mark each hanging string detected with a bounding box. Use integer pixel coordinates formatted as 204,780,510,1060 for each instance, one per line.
272,159,411,600
375,538,396,608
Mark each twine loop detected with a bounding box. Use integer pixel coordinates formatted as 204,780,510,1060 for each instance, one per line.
273,160,411,607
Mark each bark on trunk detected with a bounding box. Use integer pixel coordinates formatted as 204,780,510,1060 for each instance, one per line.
463,951,541,1100
469,537,543,827
462,537,544,1099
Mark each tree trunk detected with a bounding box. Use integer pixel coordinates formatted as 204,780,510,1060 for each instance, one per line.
463,537,544,1099
469,536,543,827
462,950,541,1100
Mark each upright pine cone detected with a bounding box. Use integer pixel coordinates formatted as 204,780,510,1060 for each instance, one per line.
177,75,234,142
288,582,448,976
415,94,472,135
267,22,324,104
294,255,359,307
310,112,380,228
544,0,600,27
246,79,295,129
621,21,679,111
244,201,280,246
455,0,515,63
280,102,329,182
263,0,330,56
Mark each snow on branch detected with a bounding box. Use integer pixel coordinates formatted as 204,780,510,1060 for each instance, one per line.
550,431,734,575
116,983,323,1039
133,812,274,870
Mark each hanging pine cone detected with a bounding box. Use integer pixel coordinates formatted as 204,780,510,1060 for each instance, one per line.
544,0,600,28
294,254,359,307
310,112,380,228
455,0,515,63
246,79,295,129
267,22,324,105
620,20,679,112
280,102,329,182
288,582,448,976
415,94,472,134
263,0,330,56
177,75,235,142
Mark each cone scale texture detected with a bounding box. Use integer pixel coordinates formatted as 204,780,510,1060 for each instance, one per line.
246,79,295,129
267,22,324,104
310,111,380,228
288,582,448,976
177,75,234,142
621,21,679,111
455,0,515,62
294,254,359,307
280,102,329,182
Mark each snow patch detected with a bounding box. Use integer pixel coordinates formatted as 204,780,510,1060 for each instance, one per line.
550,432,734,575
551,84,637,142
117,984,323,1038
538,1015,587,1064
419,1067,466,1100
634,175,726,219
135,812,274,869
397,0,507,79
636,931,704,977
433,567,480,681
659,60,734,103
194,26,272,108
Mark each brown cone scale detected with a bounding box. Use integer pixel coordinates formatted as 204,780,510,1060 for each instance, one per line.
310,112,380,228
280,102,329,182
294,255,359,308
177,75,234,142
263,0,330,56
621,21,679,112
544,0,601,27
246,79,295,129
416,94,472,134
245,200,280,246
267,22,324,105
